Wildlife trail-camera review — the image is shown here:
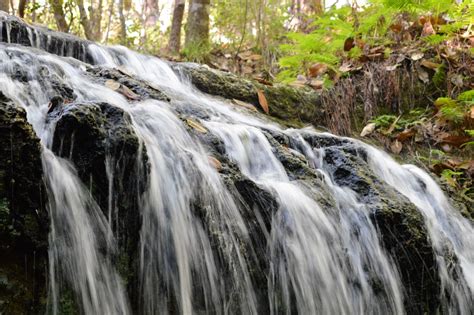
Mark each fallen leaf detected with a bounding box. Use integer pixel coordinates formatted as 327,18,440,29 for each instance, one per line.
120,85,140,100
385,64,399,71
470,106,474,119
410,52,424,61
420,59,441,69
385,115,401,135
257,90,270,114
430,162,454,175
186,119,207,133
105,79,120,91
441,135,471,147
116,67,134,77
308,79,324,90
390,140,403,154
208,156,222,171
248,54,262,61
308,63,327,77
360,122,376,137
344,37,355,51
289,81,306,88
397,128,416,141
418,68,429,83
422,21,435,36
253,77,273,86
232,99,257,111
339,63,353,73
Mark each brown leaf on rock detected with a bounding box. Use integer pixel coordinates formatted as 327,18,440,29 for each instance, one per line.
208,156,222,171
390,140,403,154
186,119,208,133
232,99,257,111
105,79,121,91
257,90,270,114
120,85,140,100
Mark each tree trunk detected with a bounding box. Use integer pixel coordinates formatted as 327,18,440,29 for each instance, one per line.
184,0,210,51
168,0,185,54
18,0,27,17
144,0,159,27
118,0,127,45
49,0,69,32
76,0,102,41
0,0,9,12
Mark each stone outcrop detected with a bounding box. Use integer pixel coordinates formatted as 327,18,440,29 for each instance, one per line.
0,92,48,313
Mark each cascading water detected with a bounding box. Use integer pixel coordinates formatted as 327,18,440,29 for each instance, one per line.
0,15,473,314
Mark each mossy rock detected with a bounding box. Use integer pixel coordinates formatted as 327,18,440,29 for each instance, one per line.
173,63,323,127
0,92,48,314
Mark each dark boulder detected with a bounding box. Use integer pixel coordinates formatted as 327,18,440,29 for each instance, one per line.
0,92,48,314
50,101,148,307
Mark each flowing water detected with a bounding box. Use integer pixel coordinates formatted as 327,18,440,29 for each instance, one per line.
0,17,473,314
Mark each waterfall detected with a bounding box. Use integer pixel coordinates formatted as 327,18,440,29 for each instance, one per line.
0,26,473,314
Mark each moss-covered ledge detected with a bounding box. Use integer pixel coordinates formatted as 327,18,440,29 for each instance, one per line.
173,63,324,127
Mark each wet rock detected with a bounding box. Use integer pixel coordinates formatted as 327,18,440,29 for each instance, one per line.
87,67,170,102
173,63,324,127
0,92,48,313
0,13,91,62
313,139,441,314
50,101,148,306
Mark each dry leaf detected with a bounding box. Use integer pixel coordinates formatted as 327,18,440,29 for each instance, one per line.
385,115,401,135
397,129,416,141
308,63,327,77
257,90,270,114
309,79,324,90
120,85,140,100
420,59,441,69
105,79,120,91
410,52,424,61
470,106,474,119
422,21,435,36
390,140,403,154
186,119,207,133
418,68,429,83
232,99,257,111
339,63,353,72
385,64,399,71
208,156,222,171
344,37,355,51
360,122,376,137
441,135,471,147
289,81,306,88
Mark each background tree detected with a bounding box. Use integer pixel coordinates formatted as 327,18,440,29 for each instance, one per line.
168,0,185,54
0,0,9,12
184,0,210,56
49,0,69,32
